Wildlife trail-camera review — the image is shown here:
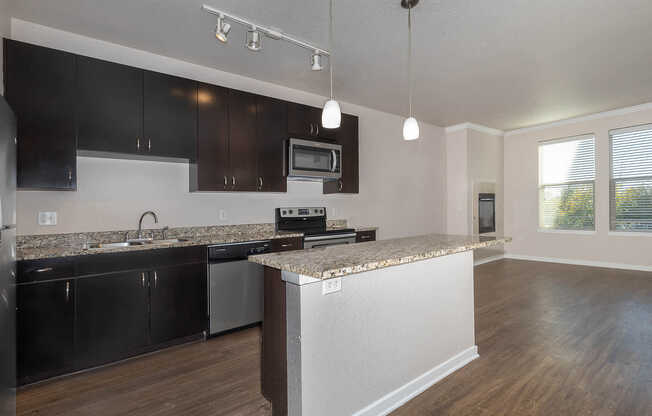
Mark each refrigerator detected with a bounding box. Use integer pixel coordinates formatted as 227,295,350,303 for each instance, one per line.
0,96,17,416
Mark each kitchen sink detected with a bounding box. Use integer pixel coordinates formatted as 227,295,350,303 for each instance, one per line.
85,238,189,250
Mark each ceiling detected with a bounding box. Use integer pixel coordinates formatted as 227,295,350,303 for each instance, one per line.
7,0,652,130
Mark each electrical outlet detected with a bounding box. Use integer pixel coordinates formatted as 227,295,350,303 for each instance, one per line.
322,277,342,295
219,209,227,221
38,211,58,226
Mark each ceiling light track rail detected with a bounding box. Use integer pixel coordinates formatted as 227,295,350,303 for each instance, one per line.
202,4,330,56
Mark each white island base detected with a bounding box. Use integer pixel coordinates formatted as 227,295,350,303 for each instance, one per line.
265,250,478,416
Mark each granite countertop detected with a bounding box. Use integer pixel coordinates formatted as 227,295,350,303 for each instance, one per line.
16,221,376,261
16,231,303,261
249,234,512,280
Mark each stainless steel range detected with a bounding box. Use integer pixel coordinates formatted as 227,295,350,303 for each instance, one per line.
275,207,356,249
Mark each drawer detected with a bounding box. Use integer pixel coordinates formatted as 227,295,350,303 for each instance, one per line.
17,258,76,284
270,237,303,252
355,230,376,243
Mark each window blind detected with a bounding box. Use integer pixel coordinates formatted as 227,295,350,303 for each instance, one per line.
538,135,595,230
610,124,652,232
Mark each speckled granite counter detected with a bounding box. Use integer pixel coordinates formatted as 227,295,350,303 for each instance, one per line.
16,220,375,261
249,233,511,279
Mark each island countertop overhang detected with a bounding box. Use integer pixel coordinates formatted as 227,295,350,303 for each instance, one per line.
249,233,511,280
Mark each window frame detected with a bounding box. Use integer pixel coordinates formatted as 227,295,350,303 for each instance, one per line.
537,134,597,232
609,123,652,234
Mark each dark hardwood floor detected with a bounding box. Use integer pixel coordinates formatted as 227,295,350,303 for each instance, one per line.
17,260,652,415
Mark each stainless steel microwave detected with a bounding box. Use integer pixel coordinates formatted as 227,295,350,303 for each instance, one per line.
288,138,342,179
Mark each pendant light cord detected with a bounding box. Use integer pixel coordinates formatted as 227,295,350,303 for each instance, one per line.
408,4,413,118
329,0,334,100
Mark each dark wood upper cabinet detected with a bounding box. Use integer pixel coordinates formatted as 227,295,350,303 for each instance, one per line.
257,96,288,192
75,271,150,368
144,71,197,160
228,90,259,191
190,82,230,191
287,102,337,141
76,56,143,155
16,279,75,385
324,113,359,194
150,263,207,345
4,39,77,190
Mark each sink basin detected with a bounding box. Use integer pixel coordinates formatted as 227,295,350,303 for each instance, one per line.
86,241,148,249
85,238,189,250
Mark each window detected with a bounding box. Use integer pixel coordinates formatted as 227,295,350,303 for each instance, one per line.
538,135,596,231
610,124,652,232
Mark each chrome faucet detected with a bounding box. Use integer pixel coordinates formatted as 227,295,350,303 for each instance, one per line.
137,211,158,240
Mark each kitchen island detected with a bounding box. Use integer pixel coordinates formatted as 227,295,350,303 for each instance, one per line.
249,234,511,416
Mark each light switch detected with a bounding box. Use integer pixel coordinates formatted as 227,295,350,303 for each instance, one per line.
38,211,58,226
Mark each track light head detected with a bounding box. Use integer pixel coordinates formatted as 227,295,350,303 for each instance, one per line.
246,27,263,51
215,15,231,43
311,52,323,71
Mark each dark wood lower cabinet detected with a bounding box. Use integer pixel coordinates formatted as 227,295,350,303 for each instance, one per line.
16,248,208,385
261,267,287,415
150,263,207,345
75,271,150,368
16,280,75,385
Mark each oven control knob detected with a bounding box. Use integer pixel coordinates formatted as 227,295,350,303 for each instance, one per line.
289,210,293,214
282,210,287,215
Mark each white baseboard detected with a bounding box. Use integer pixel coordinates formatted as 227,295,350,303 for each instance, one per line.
352,346,479,416
504,254,652,272
474,254,505,266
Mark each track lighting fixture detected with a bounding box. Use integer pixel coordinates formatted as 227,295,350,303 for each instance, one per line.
215,14,231,43
202,5,330,71
401,0,420,141
311,52,323,71
246,26,262,51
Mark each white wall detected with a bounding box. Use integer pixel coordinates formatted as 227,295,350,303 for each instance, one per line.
444,129,469,234
504,105,652,268
11,19,446,239
0,0,10,95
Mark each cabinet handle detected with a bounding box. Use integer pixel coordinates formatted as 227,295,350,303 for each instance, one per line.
224,176,228,187
309,123,314,136
258,177,263,190
360,235,371,240
281,243,293,248
141,272,146,288
148,139,152,151
35,267,53,273
338,179,343,192
65,281,70,303
316,124,320,136
232,176,236,187
154,271,158,289
68,168,73,183
137,138,140,150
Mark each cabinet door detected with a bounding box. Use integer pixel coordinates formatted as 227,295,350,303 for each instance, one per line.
257,96,287,192
324,113,359,194
144,71,197,160
76,56,143,155
76,271,150,367
4,39,76,190
190,83,230,191
17,280,75,384
287,103,337,140
150,263,207,345
228,90,259,191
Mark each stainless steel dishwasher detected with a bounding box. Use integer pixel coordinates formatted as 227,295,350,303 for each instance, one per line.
207,240,270,335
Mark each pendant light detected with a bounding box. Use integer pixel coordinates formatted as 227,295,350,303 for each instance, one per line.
402,0,419,141
322,0,341,129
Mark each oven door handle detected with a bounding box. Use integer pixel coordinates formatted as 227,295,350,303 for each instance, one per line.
304,233,357,242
